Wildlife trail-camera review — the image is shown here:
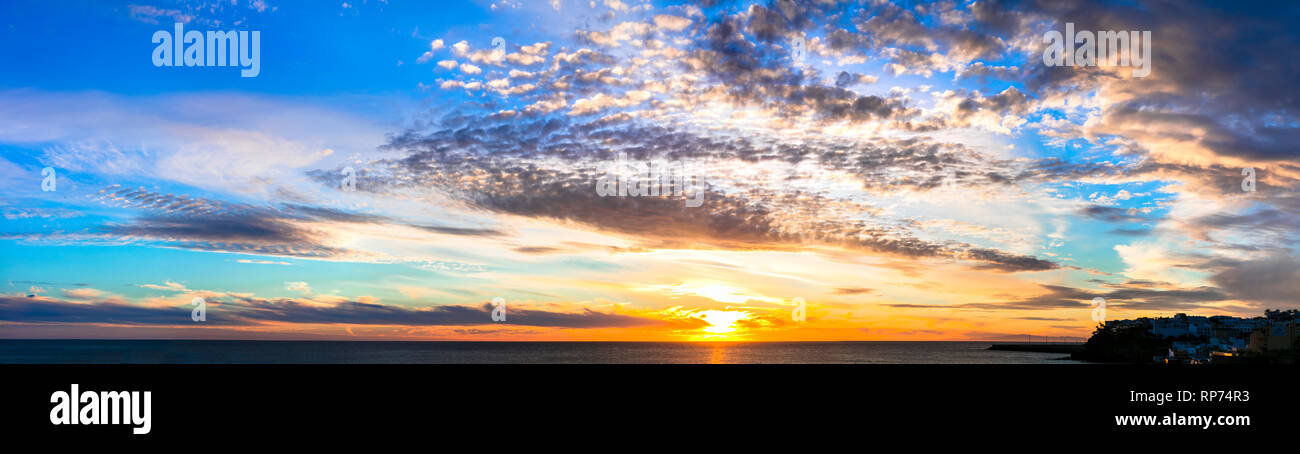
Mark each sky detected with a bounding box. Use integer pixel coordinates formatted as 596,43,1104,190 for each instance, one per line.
1,0,1298,341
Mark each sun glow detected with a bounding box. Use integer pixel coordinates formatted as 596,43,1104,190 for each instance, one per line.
696,310,752,334
653,283,780,305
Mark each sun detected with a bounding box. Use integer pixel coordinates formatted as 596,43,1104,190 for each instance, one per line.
696,310,752,334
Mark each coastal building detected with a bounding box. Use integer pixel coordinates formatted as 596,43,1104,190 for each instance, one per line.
1101,311,1297,363
1210,317,1263,340
1151,313,1191,338
1248,322,1299,354
1105,319,1148,331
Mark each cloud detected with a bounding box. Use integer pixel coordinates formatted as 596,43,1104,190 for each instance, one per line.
1015,1,1300,166
0,295,673,329
62,288,108,300
1079,205,1151,223
52,185,507,261
139,281,190,292
0,90,386,196
285,281,311,294
126,4,196,25
892,282,1233,313
831,287,875,295
653,15,692,32
0,295,228,325
236,259,293,265
411,225,505,237
1204,253,1300,307
368,113,1059,271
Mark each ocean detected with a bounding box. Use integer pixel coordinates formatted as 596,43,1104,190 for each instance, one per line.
0,340,1086,364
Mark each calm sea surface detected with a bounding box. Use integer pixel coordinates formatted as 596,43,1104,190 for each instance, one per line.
0,340,1085,364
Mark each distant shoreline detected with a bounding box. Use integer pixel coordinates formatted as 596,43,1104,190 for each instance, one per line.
987,343,1085,354
0,339,1084,364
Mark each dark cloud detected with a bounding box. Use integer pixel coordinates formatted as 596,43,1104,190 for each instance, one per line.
890,282,1232,312
963,248,1057,272
99,211,347,259
1106,227,1152,237
1186,208,1300,243
1018,0,1300,163
1079,205,1149,223
229,298,663,328
744,2,809,42
0,296,252,326
364,145,1056,271
105,214,311,244
0,295,675,329
1203,253,1300,307
831,287,876,295
7,281,90,287
281,203,387,224
412,225,505,237
84,186,503,258
513,246,562,254
367,100,1058,272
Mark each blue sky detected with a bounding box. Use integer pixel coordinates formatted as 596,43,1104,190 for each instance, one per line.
0,1,492,94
